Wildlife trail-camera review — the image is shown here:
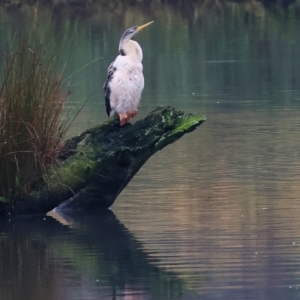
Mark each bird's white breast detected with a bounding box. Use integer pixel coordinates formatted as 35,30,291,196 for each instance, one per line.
108,55,144,116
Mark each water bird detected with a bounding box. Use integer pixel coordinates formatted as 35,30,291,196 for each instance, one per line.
103,21,154,126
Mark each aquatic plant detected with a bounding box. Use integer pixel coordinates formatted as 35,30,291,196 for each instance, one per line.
0,43,69,203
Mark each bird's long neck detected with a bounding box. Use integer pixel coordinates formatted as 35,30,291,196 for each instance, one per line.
119,40,143,62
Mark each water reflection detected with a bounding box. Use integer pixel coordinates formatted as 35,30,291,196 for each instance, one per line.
1,1,300,300
0,210,186,300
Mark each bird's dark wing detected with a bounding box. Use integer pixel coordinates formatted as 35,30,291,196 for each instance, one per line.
103,61,116,117
103,61,115,91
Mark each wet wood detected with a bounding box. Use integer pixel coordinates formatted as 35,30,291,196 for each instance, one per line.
1,106,205,216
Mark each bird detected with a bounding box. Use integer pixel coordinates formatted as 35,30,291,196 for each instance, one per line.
103,21,154,126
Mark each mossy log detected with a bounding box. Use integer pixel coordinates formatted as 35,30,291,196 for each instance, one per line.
1,106,205,216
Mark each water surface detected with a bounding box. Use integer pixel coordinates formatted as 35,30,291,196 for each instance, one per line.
1,2,300,299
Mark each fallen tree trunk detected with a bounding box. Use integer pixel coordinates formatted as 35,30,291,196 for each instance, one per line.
1,106,205,216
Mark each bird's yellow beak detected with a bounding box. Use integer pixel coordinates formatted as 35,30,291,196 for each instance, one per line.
137,21,154,32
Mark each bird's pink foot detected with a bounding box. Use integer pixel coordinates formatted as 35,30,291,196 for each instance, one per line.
119,110,138,126
119,113,128,126
128,109,138,119
131,109,138,118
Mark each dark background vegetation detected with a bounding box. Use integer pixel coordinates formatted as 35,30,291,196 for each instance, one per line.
1,0,299,14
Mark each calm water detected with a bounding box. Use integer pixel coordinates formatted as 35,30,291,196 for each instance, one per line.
1,2,300,299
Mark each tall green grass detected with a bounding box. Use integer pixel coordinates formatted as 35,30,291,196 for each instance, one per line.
0,43,69,203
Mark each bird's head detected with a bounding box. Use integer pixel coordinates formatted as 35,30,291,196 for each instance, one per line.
119,21,153,51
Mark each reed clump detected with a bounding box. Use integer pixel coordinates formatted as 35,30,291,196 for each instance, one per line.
0,43,69,203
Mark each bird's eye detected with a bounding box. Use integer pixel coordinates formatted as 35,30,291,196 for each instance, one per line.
122,25,138,39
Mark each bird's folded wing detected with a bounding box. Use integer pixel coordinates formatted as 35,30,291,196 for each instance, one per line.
103,61,116,91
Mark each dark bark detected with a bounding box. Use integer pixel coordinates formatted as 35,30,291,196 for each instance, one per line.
1,106,205,216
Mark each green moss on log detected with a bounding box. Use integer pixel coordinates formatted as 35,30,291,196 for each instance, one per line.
1,106,205,216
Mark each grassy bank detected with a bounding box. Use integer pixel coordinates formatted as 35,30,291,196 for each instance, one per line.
0,42,69,203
